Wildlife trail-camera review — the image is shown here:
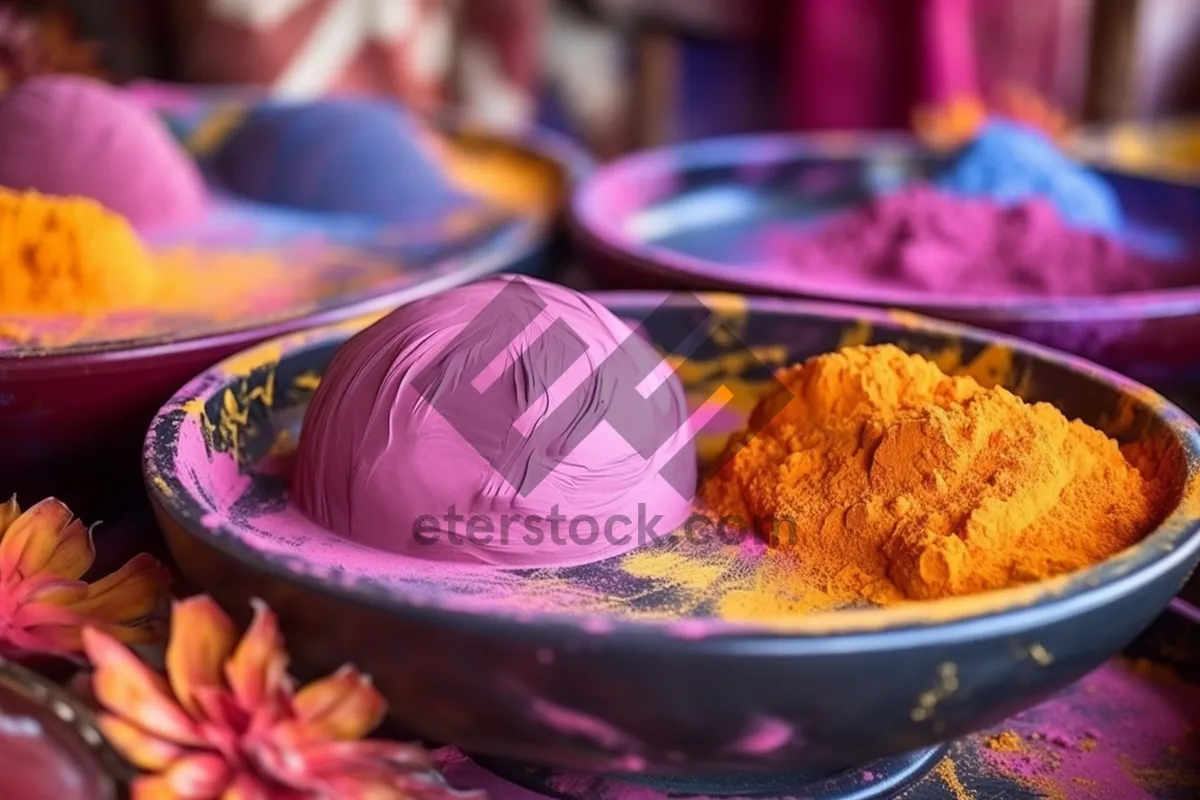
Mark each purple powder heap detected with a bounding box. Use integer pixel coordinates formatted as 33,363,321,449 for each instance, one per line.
773,184,1190,297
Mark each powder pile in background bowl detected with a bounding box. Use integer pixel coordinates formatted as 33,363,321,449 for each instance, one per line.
936,120,1123,234
772,184,1180,296
209,99,474,224
292,275,696,568
765,121,1198,297
704,344,1172,605
0,75,207,230
209,98,561,224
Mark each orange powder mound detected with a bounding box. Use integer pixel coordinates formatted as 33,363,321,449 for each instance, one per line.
703,345,1166,603
0,189,157,315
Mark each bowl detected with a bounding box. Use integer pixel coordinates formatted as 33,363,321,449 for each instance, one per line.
569,133,1200,392
0,657,126,799
1,113,591,518
143,291,1200,777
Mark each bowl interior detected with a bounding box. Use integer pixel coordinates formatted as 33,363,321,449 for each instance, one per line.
574,134,1200,313
145,293,1200,636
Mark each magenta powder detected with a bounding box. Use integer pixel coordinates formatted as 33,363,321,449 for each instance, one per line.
770,185,1174,297
0,76,207,229
292,275,696,569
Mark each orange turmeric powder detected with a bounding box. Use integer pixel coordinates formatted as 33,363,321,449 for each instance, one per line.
0,188,158,315
703,344,1165,604
0,188,403,351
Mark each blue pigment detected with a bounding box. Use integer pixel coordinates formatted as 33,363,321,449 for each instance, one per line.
209,98,474,224
936,120,1123,234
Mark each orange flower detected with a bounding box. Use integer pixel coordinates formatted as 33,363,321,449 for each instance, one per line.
0,496,168,661
85,596,481,800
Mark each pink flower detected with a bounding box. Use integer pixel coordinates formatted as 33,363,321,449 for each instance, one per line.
0,496,168,662
85,595,482,800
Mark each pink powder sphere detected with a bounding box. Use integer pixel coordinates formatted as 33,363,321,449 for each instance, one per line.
293,275,697,569
0,75,207,229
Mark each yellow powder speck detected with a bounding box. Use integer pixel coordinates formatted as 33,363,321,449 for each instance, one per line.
1029,643,1054,665
293,372,322,392
1080,736,1099,752
986,731,1026,753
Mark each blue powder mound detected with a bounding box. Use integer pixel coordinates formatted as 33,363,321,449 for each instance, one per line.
936,120,1123,234
208,98,475,223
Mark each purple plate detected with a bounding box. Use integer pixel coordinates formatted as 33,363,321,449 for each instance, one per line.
570,133,1200,389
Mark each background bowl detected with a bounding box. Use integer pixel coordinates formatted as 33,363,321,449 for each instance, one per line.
144,291,1200,777
0,119,590,520
569,133,1200,394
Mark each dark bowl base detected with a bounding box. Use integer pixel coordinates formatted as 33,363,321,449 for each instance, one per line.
477,745,946,799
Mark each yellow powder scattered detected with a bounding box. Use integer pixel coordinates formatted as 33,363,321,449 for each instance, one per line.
934,758,974,800
704,345,1165,605
622,549,727,592
986,731,1026,753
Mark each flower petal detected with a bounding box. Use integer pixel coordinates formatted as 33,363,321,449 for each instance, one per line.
220,774,271,800
319,777,408,800
83,628,205,747
70,553,170,623
297,738,432,773
163,752,233,800
1,620,82,659
131,775,180,800
225,599,288,712
9,599,89,655
41,519,96,580
0,495,20,538
294,665,386,742
98,713,186,771
21,574,89,606
0,498,74,581
166,596,237,719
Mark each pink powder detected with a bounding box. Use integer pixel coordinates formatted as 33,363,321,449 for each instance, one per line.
292,275,696,569
0,75,207,229
767,184,1189,297
527,698,634,750
726,716,794,755
981,660,1200,798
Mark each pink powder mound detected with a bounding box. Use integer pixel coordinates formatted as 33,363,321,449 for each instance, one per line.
770,184,1180,297
0,75,207,229
292,275,696,569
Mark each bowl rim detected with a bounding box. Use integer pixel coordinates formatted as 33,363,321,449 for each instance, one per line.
0,117,592,371
569,131,1200,320
0,656,127,796
143,290,1200,647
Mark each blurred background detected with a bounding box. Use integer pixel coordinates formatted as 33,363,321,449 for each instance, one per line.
2,0,1198,163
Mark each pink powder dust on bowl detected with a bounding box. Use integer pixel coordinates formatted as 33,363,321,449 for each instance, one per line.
292,275,697,569
0,75,207,230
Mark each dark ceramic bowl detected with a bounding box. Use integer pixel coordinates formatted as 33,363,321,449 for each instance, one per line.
0,657,126,799
0,123,590,517
143,292,1200,778
570,133,1200,392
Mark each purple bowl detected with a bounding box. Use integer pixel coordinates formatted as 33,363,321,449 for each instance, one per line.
1,119,592,518
569,133,1200,390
